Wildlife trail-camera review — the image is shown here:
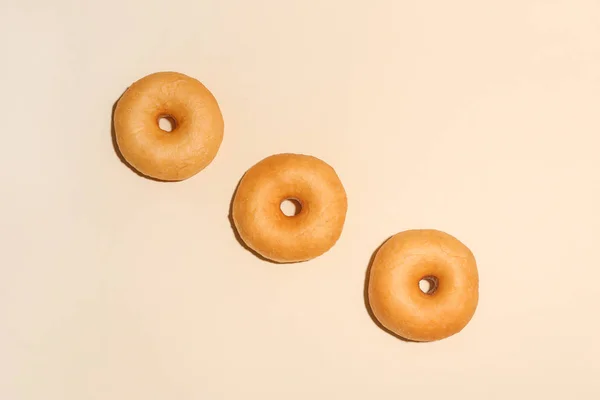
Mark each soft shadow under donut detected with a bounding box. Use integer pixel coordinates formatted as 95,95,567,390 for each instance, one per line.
363,237,420,343
110,92,170,183
227,175,284,265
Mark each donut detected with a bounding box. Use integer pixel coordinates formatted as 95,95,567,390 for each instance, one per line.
232,153,348,263
367,229,478,342
113,71,224,181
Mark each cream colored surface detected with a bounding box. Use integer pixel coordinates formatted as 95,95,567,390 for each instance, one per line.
1,1,599,399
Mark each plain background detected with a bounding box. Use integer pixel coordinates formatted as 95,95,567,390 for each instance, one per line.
1,0,599,399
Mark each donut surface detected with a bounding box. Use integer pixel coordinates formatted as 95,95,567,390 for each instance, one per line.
368,229,478,342
232,153,347,263
114,71,224,181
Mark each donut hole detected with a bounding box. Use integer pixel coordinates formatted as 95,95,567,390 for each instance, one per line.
157,115,177,132
419,276,439,295
280,198,302,217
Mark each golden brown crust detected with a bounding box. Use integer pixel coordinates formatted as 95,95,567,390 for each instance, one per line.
232,153,348,263
368,229,479,342
114,71,224,181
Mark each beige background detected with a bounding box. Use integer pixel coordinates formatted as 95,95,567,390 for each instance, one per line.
1,0,599,399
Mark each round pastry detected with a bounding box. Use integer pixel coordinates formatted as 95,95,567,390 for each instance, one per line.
367,229,479,342
232,153,348,263
113,71,224,181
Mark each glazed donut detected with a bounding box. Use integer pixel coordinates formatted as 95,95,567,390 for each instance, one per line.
367,229,478,342
232,153,347,263
113,71,224,181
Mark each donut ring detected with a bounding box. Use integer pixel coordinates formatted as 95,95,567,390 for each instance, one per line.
232,153,348,263
367,229,479,342
114,71,224,181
